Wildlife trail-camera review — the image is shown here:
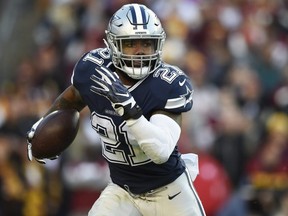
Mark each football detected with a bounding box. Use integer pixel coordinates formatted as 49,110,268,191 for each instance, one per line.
31,109,80,159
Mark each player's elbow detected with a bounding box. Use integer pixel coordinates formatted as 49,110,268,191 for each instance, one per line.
139,139,171,164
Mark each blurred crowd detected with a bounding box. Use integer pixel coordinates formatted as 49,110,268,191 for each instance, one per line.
0,0,288,216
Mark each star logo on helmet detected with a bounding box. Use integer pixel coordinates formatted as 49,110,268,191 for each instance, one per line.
110,15,122,27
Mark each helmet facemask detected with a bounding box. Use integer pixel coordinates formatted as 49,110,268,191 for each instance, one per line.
105,4,166,79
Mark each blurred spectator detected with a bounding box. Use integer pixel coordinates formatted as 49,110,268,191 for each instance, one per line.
212,88,252,188
181,49,221,153
218,111,288,216
246,115,288,215
274,189,288,216
0,133,63,216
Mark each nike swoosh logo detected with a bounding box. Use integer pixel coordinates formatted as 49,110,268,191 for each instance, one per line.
179,79,186,86
168,191,181,200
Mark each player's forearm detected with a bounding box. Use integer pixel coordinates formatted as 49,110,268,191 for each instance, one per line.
45,85,86,116
126,114,181,164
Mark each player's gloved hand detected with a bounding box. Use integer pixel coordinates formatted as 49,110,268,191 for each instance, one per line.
90,66,142,120
27,117,58,164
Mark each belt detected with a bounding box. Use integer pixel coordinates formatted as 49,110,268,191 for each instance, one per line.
124,184,168,199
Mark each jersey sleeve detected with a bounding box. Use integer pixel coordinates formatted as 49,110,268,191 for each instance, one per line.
71,48,112,90
70,51,91,87
151,64,194,114
164,74,194,112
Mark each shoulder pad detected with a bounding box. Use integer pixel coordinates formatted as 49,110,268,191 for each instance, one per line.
152,63,194,112
81,48,111,66
71,48,112,85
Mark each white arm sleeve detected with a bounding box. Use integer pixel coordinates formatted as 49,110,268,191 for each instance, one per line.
126,114,181,164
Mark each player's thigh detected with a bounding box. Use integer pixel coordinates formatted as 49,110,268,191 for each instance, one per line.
160,170,206,216
88,182,141,216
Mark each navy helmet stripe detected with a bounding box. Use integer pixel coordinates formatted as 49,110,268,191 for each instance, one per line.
140,6,147,29
129,5,137,29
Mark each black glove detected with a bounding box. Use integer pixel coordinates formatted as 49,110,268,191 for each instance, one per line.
90,66,142,120
27,117,58,164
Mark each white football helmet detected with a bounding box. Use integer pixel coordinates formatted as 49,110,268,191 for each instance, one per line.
105,3,166,79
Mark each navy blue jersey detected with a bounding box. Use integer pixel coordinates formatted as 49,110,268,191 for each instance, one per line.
72,48,193,194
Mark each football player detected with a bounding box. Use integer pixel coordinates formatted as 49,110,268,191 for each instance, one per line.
27,3,206,216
